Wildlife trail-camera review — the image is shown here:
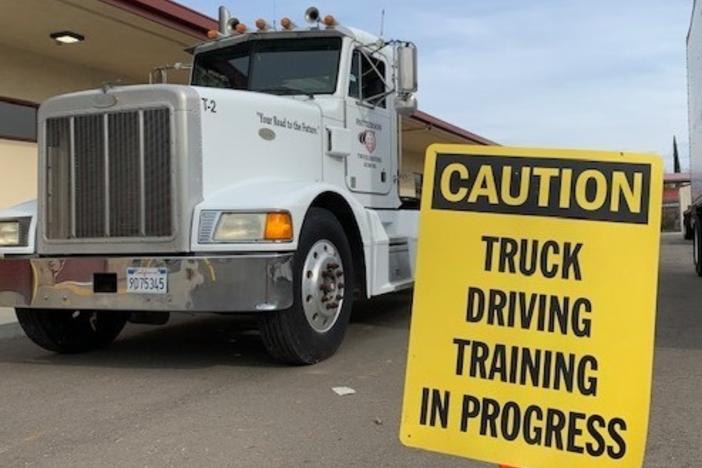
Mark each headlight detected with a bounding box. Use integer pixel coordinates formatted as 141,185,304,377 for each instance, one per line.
214,213,267,241
0,221,20,246
211,212,293,242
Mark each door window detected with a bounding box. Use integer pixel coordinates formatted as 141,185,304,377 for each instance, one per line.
349,50,387,108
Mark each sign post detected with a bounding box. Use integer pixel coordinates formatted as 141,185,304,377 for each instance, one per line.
400,145,662,467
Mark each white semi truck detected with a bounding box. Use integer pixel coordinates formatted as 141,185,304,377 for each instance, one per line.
0,7,476,363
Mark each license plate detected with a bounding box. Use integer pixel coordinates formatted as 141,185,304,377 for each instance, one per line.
126,267,168,294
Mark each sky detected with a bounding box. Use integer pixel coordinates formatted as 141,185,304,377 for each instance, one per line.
181,0,692,172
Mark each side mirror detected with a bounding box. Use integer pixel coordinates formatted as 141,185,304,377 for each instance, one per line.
396,42,418,94
395,42,417,115
394,94,418,116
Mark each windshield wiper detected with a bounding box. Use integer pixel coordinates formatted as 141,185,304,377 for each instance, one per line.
193,68,230,88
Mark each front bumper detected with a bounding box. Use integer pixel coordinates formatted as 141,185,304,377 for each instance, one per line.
0,254,293,312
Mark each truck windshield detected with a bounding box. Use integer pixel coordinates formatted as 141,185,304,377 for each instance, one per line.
191,37,342,95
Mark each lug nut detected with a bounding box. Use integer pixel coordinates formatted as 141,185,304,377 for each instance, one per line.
328,263,339,269
326,302,339,309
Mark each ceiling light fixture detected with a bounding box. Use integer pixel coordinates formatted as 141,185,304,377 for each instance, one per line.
50,31,85,45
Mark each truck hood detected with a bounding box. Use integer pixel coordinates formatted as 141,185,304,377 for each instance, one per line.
39,84,201,116
191,86,325,197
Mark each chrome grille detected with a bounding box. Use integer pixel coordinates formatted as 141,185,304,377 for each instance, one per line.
74,114,105,238
143,109,172,237
108,112,140,237
45,108,172,240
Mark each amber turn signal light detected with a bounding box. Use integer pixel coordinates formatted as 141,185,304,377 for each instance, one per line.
255,19,269,31
280,17,294,30
265,213,293,241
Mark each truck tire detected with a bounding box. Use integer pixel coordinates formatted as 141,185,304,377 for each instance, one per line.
258,207,354,364
15,309,128,353
694,216,702,276
684,215,694,240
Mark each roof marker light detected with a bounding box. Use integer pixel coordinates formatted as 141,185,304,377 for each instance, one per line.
255,19,269,31
235,23,248,34
207,29,220,40
323,15,337,27
280,17,296,30
227,17,241,34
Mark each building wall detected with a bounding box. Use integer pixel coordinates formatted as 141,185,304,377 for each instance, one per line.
399,149,425,197
679,184,692,232
0,43,137,209
0,43,137,102
0,139,37,209
680,184,692,213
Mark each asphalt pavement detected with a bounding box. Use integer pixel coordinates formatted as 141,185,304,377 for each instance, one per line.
0,234,699,467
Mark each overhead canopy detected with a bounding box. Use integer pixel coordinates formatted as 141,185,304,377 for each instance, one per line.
0,0,207,90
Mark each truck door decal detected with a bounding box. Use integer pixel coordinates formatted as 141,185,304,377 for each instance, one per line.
201,98,217,113
345,50,393,195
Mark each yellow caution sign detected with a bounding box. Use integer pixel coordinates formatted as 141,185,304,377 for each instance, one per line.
400,145,662,468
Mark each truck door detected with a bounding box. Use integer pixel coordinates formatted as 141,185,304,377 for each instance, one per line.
345,49,393,195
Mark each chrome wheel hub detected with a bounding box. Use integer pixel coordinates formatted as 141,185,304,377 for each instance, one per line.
301,240,345,333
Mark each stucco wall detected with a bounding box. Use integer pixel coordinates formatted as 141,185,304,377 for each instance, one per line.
399,149,426,198
0,43,137,103
0,139,37,209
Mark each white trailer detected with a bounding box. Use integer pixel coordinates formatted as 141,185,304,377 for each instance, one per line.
0,6,490,363
688,0,702,268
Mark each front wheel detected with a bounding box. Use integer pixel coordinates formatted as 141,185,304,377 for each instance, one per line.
694,215,702,277
16,309,128,353
258,207,355,364
684,215,694,240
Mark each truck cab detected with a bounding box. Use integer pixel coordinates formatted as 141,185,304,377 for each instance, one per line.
0,7,426,364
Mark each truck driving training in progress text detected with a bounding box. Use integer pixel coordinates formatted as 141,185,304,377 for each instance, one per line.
0,6,477,364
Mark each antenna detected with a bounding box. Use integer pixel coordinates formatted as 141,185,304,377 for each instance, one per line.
273,0,277,30
380,9,385,37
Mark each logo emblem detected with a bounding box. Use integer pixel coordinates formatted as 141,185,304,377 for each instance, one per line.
258,128,276,141
359,130,377,153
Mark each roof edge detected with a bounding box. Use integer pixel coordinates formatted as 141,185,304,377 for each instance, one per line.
410,110,497,145
99,0,216,39
664,172,691,183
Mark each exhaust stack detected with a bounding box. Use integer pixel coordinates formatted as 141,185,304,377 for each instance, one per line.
218,6,231,35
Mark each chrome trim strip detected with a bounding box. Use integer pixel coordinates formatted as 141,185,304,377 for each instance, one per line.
138,110,146,236
103,114,110,236
69,117,76,238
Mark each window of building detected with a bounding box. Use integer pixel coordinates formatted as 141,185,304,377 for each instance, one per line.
348,50,387,108
0,98,38,142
